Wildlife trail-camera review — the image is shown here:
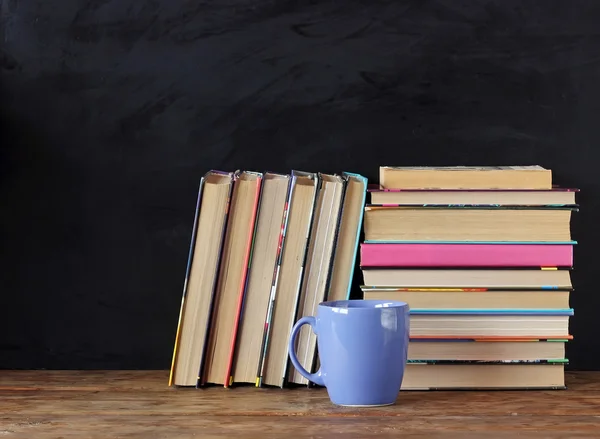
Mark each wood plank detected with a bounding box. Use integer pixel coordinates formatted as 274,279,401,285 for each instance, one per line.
3,389,600,417
2,370,598,390
1,371,599,438
1,415,600,438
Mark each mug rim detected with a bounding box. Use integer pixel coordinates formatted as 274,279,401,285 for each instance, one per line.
319,299,408,310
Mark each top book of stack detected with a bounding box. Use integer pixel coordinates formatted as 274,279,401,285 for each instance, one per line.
380,165,552,190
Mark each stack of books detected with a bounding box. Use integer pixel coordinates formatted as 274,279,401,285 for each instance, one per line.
360,166,578,390
169,170,368,388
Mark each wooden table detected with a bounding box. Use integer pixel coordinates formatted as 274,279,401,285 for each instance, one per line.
1,371,599,438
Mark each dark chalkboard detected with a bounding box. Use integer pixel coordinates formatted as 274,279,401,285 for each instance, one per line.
1,0,598,370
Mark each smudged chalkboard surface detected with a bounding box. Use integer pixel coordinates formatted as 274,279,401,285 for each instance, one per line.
0,0,598,370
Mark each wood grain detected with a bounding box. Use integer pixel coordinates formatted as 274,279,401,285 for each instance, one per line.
1,371,599,438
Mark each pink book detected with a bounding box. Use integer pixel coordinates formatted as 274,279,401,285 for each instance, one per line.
360,243,574,267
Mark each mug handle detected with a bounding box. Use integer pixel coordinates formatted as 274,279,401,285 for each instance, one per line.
288,316,325,386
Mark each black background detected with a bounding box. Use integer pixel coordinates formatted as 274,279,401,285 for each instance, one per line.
1,0,598,370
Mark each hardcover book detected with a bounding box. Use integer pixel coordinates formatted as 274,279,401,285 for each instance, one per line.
169,170,234,387
202,171,263,387
368,185,579,206
260,171,319,388
360,242,575,268
231,172,291,386
326,172,368,302
379,165,552,189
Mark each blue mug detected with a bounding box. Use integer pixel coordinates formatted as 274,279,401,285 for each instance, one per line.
288,299,410,407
